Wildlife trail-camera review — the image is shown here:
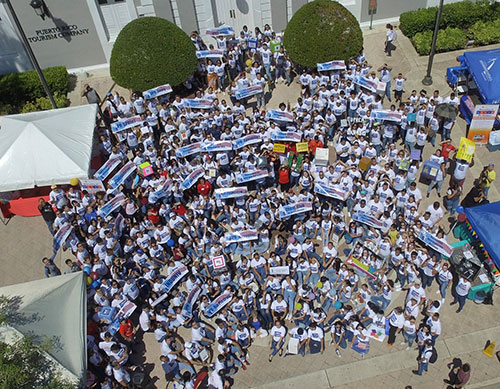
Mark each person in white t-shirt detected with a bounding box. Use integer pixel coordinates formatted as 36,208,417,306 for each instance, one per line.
451,277,471,313
269,320,287,361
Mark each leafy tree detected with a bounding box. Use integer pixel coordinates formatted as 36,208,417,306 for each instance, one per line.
283,0,363,68
110,17,198,91
0,296,76,389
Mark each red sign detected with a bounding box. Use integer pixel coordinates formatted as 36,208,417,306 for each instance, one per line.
212,255,226,269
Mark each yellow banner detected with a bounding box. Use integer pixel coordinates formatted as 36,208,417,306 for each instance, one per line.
273,143,286,153
456,137,476,162
296,142,309,153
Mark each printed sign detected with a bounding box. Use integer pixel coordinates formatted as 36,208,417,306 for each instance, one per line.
278,201,313,219
224,230,259,244
273,144,286,153
201,141,233,152
296,142,309,153
235,169,268,184
143,83,172,100
196,50,224,59
97,306,116,324
98,193,126,218
212,255,226,269
176,142,202,158
53,223,73,253
181,285,201,319
206,26,234,36
317,60,346,71
352,211,386,229
79,179,105,194
456,137,476,162
266,110,294,122
149,179,174,203
116,300,137,319
418,230,454,257
161,265,189,294
180,168,205,190
248,38,258,49
184,99,213,109
204,292,233,317
111,115,142,134
269,266,290,275
108,161,137,189
346,253,377,280
467,104,499,144
214,187,248,200
139,162,154,177
271,131,302,142
371,110,402,122
94,158,121,181
235,85,264,100
353,76,378,93
232,134,263,149
314,182,348,201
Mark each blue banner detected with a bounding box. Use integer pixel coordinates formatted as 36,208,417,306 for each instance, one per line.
53,223,73,254
235,85,264,100
206,26,234,36
232,134,263,149
200,141,233,152
181,285,201,319
271,130,302,142
98,193,126,218
176,142,202,158
235,169,268,184
143,84,172,100
266,110,294,123
248,38,258,49
180,168,205,190
108,162,137,189
149,179,174,203
94,157,121,180
196,50,224,59
224,230,258,243
204,292,233,317
214,186,248,200
97,306,117,324
418,231,454,257
352,211,386,229
278,201,313,219
317,60,346,71
161,265,188,293
353,76,378,93
371,110,402,122
111,115,142,134
314,182,348,201
184,99,214,109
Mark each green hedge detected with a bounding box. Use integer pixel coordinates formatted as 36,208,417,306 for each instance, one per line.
20,93,69,113
469,18,500,45
283,0,363,67
400,0,495,38
412,27,467,55
0,66,69,109
110,17,198,91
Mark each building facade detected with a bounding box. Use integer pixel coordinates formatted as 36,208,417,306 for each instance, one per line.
0,0,464,75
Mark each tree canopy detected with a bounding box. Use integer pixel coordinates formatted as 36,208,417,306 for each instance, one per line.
283,0,363,68
110,17,198,91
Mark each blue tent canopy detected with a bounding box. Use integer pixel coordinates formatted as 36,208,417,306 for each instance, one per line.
462,49,500,104
464,201,500,269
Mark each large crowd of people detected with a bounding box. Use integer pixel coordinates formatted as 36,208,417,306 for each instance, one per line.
38,22,495,389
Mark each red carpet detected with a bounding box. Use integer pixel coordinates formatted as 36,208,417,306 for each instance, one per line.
6,195,50,217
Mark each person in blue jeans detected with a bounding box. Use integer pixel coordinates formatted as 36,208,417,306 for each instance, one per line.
371,280,394,311
413,340,434,375
330,320,347,357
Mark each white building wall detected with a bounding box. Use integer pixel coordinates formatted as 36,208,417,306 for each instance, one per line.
194,0,215,36
170,0,182,28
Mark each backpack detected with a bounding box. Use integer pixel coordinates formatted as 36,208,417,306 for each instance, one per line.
429,347,438,363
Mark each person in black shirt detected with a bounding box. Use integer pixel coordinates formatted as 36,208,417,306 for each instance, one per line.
461,183,487,209
38,198,56,235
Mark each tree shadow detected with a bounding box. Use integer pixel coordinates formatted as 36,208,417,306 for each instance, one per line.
0,295,41,327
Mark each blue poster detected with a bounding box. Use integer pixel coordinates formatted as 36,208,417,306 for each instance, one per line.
204,293,233,317
143,84,172,100
108,162,137,189
94,157,121,180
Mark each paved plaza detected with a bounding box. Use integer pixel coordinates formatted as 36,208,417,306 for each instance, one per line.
1,24,500,388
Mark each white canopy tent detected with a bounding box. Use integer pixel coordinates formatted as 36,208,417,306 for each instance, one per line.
0,272,87,382
0,104,97,192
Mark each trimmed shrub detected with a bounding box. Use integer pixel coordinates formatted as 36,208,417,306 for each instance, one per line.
110,17,198,91
400,0,495,38
413,27,467,56
283,0,363,68
20,93,69,113
469,18,500,46
0,66,69,108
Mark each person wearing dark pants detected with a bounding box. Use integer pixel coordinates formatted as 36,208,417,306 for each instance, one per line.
450,277,471,313
413,340,433,375
386,306,404,346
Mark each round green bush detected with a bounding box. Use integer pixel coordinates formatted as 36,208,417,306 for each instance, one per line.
110,17,198,91
283,0,363,68
412,27,467,56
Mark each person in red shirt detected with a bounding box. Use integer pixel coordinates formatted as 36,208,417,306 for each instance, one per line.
279,165,290,192
309,135,324,157
197,178,212,196
119,318,134,342
147,205,160,225
440,139,456,165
